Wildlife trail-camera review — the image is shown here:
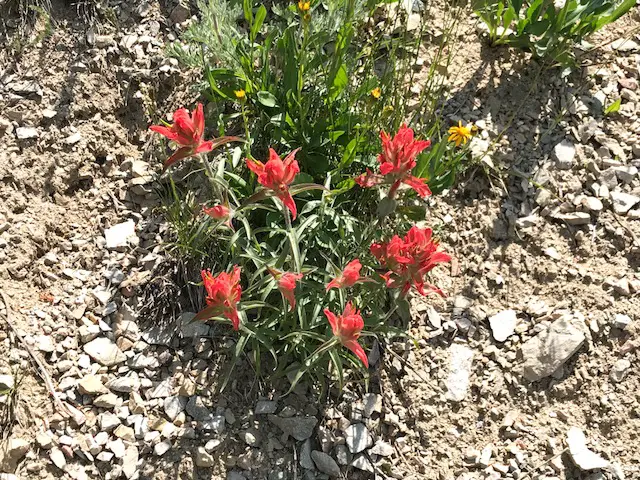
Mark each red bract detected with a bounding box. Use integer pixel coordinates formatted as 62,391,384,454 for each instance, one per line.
355,124,432,198
203,204,232,228
247,148,301,219
371,226,451,297
278,272,304,311
150,103,240,169
324,302,368,367
326,259,362,291
198,266,242,330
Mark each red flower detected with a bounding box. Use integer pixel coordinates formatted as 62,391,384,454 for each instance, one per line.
326,259,362,291
355,125,431,198
150,103,240,168
199,266,242,330
324,302,368,367
203,204,233,228
278,272,304,311
247,148,301,219
371,226,450,297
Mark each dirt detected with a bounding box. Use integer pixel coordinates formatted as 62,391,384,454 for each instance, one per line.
0,1,639,479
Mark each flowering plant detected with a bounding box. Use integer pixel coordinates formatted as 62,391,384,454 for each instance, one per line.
152,105,451,392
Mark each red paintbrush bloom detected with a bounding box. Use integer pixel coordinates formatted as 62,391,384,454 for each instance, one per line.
203,204,233,228
324,302,368,367
199,266,242,330
326,259,363,291
371,226,450,297
355,124,432,198
150,103,241,169
278,272,304,311
247,148,301,219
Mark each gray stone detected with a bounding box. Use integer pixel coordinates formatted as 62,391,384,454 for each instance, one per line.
83,337,126,366
186,396,211,421
610,191,640,214
142,324,173,346
610,359,631,383
1,438,29,471
553,140,576,170
255,400,278,415
99,412,121,431
489,310,517,342
344,423,373,454
614,165,638,183
334,444,350,466
362,393,382,417
180,312,209,337
195,447,214,467
612,314,631,330
268,415,317,441
369,440,394,456
611,39,640,52
94,393,119,408
164,396,187,421
445,343,474,401
522,315,585,382
553,211,591,225
582,196,603,212
567,427,610,471
350,453,374,472
170,2,191,23
311,451,341,477
300,439,314,469
105,376,140,393
201,415,226,433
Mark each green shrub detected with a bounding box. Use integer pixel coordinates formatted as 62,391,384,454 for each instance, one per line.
472,0,635,65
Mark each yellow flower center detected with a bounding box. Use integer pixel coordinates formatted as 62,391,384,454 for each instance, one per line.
298,1,310,11
234,89,246,100
371,87,381,99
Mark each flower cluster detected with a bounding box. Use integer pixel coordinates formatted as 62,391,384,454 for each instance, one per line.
371,226,451,297
151,107,451,372
355,124,431,198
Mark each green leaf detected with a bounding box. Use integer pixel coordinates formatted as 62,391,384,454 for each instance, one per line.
338,138,358,170
257,90,278,107
288,183,327,195
328,64,348,102
251,5,267,41
604,98,621,115
243,0,253,24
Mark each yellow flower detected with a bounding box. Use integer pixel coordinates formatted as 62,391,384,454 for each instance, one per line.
234,89,246,100
448,120,473,147
371,87,381,99
298,1,310,11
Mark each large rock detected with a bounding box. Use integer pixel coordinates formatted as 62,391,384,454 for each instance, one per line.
268,415,317,441
522,315,585,381
553,140,576,170
344,423,373,454
78,375,109,395
83,337,126,366
445,343,474,401
104,220,136,249
1,438,30,471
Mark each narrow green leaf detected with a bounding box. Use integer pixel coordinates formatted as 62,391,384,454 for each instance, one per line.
604,98,621,115
251,5,267,40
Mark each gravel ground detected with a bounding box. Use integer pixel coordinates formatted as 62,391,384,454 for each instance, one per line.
0,1,639,479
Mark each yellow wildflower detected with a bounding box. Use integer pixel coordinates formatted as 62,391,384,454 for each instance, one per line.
447,120,473,147
298,1,310,11
234,89,246,100
371,87,381,99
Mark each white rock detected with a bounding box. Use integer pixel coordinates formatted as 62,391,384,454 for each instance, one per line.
582,196,603,212
553,140,576,170
107,439,126,458
612,314,631,330
362,393,382,418
522,315,585,381
610,191,640,214
370,441,394,456
164,396,187,421
195,447,214,467
611,39,640,52
104,220,137,249
49,447,66,469
344,423,373,454
489,310,517,342
610,359,631,383
0,375,15,390
16,127,38,139
154,440,171,456
78,375,108,395
122,446,138,479
445,344,474,401
65,132,82,144
566,427,610,471
83,337,126,366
